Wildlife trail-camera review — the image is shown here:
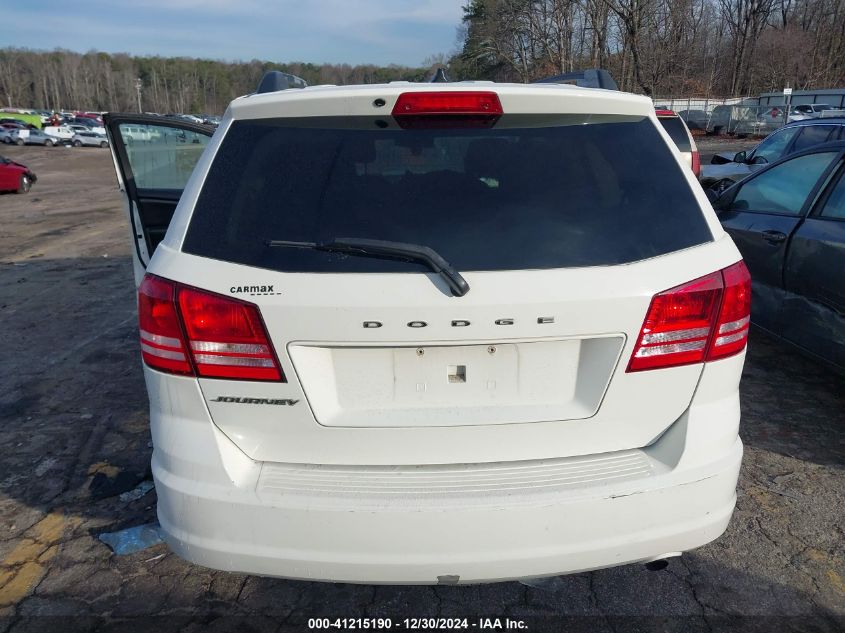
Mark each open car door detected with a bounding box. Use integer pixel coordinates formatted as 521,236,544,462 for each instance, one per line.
104,114,214,285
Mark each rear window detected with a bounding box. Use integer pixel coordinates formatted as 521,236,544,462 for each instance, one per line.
183,114,712,273
657,116,692,152
791,125,837,152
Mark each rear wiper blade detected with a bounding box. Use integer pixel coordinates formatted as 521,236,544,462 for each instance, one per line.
267,237,470,297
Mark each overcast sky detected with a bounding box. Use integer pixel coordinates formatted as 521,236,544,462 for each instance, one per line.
8,0,464,66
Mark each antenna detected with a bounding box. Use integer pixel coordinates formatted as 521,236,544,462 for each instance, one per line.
430,68,450,83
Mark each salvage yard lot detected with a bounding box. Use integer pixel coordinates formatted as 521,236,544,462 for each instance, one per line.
0,145,843,632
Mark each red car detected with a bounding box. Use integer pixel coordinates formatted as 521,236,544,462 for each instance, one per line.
0,155,37,193
76,112,104,125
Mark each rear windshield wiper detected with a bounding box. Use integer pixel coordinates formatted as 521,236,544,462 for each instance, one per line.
266,237,470,297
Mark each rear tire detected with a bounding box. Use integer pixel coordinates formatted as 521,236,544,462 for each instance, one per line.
15,138,24,146
17,174,31,194
72,140,82,147
100,141,108,148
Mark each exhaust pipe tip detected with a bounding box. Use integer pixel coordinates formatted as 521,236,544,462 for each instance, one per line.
643,552,682,571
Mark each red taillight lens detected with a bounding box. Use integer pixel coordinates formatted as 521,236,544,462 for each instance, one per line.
138,275,192,375
177,286,283,381
627,262,751,372
627,272,723,372
136,274,284,382
707,261,751,361
691,150,701,177
392,91,503,129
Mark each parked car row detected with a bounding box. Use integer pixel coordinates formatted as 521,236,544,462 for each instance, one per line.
1,126,109,148
2,128,60,146
672,103,845,136
665,113,845,371
789,103,845,121
625,106,842,372
711,140,845,370
699,117,845,193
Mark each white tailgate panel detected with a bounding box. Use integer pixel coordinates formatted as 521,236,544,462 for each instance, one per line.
155,235,742,465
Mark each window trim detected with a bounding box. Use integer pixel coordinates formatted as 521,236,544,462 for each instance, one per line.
809,158,845,222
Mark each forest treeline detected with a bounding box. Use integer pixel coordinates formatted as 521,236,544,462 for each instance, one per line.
451,0,845,95
0,49,431,114
2,0,844,113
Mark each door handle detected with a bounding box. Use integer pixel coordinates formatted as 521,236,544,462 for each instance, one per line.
761,230,787,244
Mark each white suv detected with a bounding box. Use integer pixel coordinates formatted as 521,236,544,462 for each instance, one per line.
104,72,749,584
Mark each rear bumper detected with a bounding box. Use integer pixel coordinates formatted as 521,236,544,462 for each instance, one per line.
147,348,745,584
154,438,740,584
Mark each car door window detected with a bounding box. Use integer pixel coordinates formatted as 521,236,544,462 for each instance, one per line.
117,122,210,190
791,125,837,152
818,170,845,220
748,127,799,163
731,152,838,215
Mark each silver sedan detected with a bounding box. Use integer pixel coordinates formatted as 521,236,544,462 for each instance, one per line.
71,132,109,148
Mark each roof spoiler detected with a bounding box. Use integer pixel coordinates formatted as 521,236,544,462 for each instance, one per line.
256,71,308,94
533,69,618,91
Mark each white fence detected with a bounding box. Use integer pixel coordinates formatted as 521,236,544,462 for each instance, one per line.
652,96,747,114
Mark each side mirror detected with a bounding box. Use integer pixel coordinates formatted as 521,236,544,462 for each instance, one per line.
705,188,719,204
733,151,747,163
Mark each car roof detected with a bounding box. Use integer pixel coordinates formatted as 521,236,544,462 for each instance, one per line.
783,117,845,128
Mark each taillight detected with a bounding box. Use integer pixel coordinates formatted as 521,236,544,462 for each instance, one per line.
138,275,192,375
136,274,284,382
691,150,701,177
627,261,751,372
707,261,751,361
392,91,503,129
177,286,283,381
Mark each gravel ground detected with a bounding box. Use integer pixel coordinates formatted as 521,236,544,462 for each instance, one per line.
0,144,842,632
